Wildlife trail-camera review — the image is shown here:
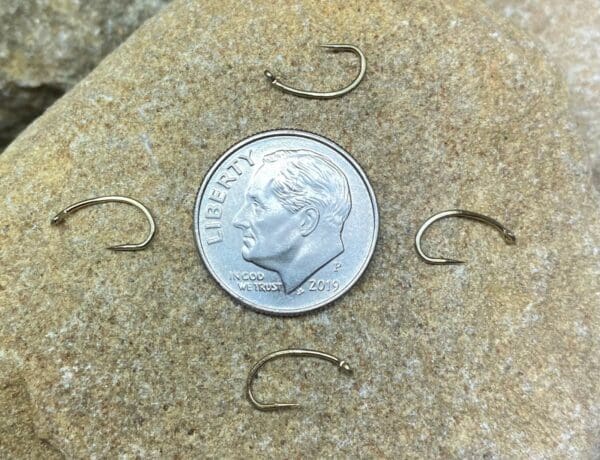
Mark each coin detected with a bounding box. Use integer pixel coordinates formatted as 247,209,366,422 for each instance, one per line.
194,130,378,315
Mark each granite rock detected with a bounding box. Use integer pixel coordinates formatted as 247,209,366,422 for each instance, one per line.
0,0,170,150
0,0,599,457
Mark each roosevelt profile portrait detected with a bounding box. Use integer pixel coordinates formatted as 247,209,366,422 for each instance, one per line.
233,149,352,294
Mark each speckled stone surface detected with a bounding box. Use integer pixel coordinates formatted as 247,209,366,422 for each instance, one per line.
0,0,599,457
486,0,600,190
0,0,170,150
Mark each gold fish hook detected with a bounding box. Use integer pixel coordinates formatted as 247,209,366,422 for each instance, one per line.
51,195,156,251
264,44,366,99
415,209,516,264
246,348,353,411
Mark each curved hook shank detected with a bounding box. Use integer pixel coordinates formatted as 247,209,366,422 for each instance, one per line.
264,44,366,99
246,348,352,411
51,195,156,251
415,209,516,264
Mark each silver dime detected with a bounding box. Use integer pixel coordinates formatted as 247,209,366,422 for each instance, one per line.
194,130,378,315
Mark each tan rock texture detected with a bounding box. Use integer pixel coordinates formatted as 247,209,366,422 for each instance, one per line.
0,0,598,457
0,0,170,150
486,0,600,190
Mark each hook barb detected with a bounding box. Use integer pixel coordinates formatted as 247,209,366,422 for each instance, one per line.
415,209,516,264
246,348,352,411
51,195,156,251
264,43,366,99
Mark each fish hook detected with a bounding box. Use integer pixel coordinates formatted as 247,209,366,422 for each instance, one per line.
246,348,353,411
264,44,366,99
51,195,156,251
415,209,516,264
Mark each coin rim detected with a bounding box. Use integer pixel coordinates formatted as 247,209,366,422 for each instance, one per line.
193,129,379,316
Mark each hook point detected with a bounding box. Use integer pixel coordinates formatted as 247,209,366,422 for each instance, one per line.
281,403,300,410
107,245,124,251
446,259,465,265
